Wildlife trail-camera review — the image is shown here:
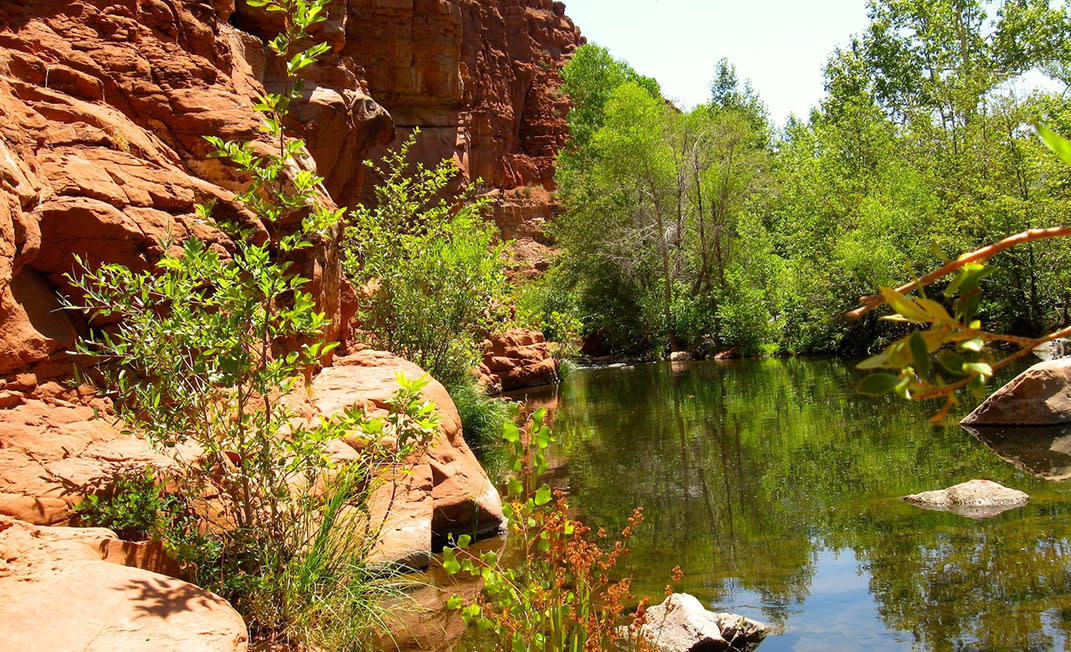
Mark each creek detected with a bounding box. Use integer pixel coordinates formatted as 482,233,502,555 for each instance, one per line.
497,357,1071,652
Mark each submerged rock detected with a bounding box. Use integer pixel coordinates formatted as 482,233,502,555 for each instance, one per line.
635,593,769,652
962,358,1071,426
904,479,1029,519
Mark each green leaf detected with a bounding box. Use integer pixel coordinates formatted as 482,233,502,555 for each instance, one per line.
880,287,931,323
1037,124,1071,166
959,337,984,353
856,373,901,396
534,484,553,506
442,547,460,574
857,350,892,370
963,362,993,379
507,477,523,497
502,422,521,444
909,332,930,378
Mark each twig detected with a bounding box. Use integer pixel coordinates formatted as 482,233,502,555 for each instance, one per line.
848,226,1071,319
914,324,1071,400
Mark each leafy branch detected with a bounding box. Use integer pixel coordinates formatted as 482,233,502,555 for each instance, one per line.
851,124,1071,422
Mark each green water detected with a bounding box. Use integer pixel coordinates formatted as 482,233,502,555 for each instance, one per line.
506,358,1071,652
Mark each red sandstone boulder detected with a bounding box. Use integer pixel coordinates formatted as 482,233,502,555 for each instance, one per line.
0,516,248,651
714,348,741,360
480,328,559,392
304,350,505,568
962,358,1071,426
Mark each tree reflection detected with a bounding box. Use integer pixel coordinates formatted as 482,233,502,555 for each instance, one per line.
518,358,1071,651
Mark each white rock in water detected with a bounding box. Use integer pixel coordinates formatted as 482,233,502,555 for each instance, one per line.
904,479,1028,519
635,592,768,652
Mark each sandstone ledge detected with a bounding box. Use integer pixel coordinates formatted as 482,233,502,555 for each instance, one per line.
0,516,248,652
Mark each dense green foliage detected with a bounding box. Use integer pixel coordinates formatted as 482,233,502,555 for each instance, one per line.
68,2,440,647
342,133,513,459
343,133,509,389
540,0,1071,358
851,129,1071,420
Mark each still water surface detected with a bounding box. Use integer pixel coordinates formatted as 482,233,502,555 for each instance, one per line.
506,358,1071,652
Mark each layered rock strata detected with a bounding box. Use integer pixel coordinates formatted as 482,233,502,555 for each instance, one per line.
0,0,397,378
0,0,580,380
480,327,558,392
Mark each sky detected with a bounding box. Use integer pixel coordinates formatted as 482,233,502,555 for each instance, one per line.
559,0,872,126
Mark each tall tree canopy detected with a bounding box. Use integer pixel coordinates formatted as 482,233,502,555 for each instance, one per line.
532,1,1071,358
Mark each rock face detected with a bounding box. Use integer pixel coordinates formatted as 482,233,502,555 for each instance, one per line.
0,516,249,651
904,479,1029,519
962,359,1071,426
0,0,398,378
342,0,581,277
0,382,178,526
480,327,558,392
0,0,569,562
344,0,581,193
304,349,505,567
0,0,579,378
635,593,769,652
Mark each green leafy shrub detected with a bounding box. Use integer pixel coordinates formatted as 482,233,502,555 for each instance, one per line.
443,408,663,652
344,134,510,387
517,266,584,358
66,1,440,647
75,467,185,541
446,375,512,455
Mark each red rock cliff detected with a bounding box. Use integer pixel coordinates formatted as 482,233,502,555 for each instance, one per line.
0,0,581,377
345,0,580,193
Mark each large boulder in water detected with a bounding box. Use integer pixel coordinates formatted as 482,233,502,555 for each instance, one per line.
634,592,769,652
904,479,1028,519
962,359,1071,426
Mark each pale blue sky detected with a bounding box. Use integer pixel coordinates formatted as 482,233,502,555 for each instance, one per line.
560,0,871,125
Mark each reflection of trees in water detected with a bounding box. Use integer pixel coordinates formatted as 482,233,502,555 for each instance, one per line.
856,504,1071,652
540,358,1071,650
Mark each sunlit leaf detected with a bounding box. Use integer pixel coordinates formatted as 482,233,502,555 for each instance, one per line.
880,287,931,323
534,485,553,506
1037,124,1071,166
856,373,900,396
963,361,993,378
